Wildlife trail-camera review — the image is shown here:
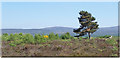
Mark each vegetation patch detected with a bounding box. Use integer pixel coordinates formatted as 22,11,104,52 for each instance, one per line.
1,32,119,56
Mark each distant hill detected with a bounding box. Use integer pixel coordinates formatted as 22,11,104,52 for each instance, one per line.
92,26,118,36
2,26,118,37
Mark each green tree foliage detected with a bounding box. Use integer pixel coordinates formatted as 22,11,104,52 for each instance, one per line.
73,11,99,39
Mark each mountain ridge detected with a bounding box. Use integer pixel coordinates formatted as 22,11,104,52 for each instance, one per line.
2,26,118,29
2,26,119,36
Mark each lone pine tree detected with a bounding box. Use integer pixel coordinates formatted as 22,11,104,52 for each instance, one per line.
73,11,99,39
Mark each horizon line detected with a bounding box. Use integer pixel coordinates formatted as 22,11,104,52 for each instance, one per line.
1,25,118,29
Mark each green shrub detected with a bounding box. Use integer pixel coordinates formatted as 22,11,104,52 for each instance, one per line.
82,37,88,39
3,33,8,36
9,43,16,47
9,33,15,41
34,34,40,40
112,54,118,56
23,34,35,44
90,37,95,39
2,35,10,41
60,32,72,39
14,33,19,37
13,33,23,41
112,46,118,51
70,36,74,39
55,34,59,39
49,32,56,40
14,39,24,45
21,43,25,46
79,37,82,41
98,35,111,38
34,34,48,43
66,32,72,38
85,39,90,42
104,35,111,38
19,34,24,39
19,33,23,36
40,35,47,43
60,34,67,39
62,39,71,41
106,39,117,45
34,34,42,44
2,32,80,45
73,37,78,39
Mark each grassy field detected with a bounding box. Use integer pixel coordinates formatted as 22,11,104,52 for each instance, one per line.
1,32,119,56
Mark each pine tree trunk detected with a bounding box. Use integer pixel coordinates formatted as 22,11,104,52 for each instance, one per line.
88,32,91,39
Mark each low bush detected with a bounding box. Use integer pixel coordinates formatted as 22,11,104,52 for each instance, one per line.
60,32,73,39
34,34,41,44
9,43,16,47
105,39,117,46
82,37,88,39
2,35,10,41
24,33,35,44
112,46,118,51
55,34,59,39
79,37,82,41
19,33,23,36
3,33,8,36
98,35,111,38
49,32,56,40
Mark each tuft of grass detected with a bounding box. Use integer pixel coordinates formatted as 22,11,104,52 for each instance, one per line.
112,54,118,56
105,39,117,46
112,46,118,51
61,39,71,42
98,35,111,38
85,39,90,42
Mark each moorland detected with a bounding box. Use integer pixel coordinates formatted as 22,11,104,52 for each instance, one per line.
1,32,119,56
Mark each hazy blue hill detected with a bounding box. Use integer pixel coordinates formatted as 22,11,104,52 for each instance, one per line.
2,27,74,35
2,26,118,36
41,26,74,34
1,29,43,35
92,26,118,36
